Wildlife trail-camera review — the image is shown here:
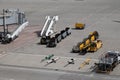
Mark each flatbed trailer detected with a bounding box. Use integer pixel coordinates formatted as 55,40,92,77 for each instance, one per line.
46,27,71,47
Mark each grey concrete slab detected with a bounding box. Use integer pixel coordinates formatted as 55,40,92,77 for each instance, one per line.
0,66,120,80
0,53,98,73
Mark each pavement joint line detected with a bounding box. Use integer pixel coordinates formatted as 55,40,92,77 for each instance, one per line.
0,63,92,75
0,63,120,77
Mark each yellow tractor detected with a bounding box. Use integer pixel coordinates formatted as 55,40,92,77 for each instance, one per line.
75,23,85,29
87,40,103,52
88,31,99,40
72,31,102,54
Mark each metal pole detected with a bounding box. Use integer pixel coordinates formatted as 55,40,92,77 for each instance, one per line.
3,9,6,37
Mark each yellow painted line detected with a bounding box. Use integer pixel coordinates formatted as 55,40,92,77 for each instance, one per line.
79,58,91,69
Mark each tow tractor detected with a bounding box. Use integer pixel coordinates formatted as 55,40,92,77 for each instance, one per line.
75,23,85,29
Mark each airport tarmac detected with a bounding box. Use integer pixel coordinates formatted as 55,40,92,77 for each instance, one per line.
0,0,120,78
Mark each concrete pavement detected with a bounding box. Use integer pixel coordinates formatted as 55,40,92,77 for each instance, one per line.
0,52,97,73
0,66,119,80
0,0,120,79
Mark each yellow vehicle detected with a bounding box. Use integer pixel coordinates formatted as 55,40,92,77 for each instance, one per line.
72,31,102,54
75,23,85,29
88,31,99,40
87,40,103,52
79,58,91,69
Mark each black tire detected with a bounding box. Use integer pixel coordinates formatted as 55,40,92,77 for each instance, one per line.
40,36,51,44
72,46,80,53
79,50,87,55
40,38,46,44
46,37,57,47
94,31,99,39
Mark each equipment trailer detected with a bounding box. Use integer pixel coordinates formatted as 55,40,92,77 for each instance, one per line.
40,16,58,44
95,51,120,73
40,16,71,47
46,27,71,47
